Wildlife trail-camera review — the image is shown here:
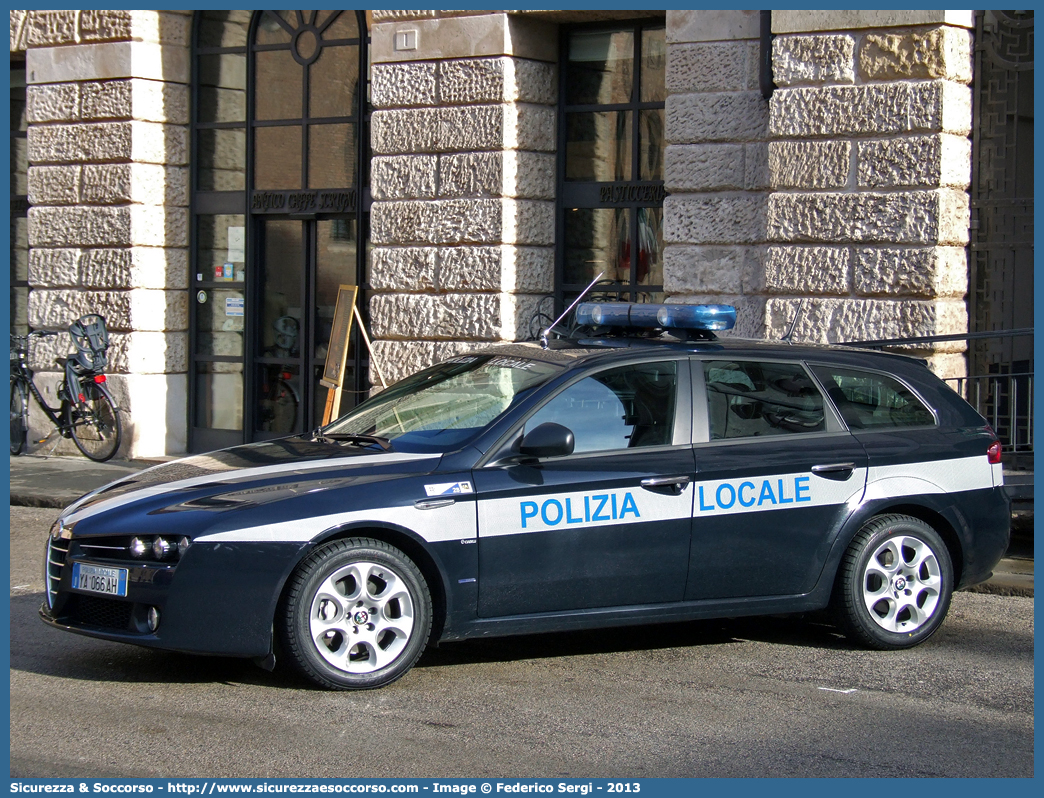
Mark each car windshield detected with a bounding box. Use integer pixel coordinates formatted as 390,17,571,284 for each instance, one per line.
324,354,561,453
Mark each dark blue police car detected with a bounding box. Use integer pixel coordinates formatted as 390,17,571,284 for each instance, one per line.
42,303,1010,689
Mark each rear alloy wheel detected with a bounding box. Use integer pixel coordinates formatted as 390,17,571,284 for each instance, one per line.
834,514,953,650
280,538,432,690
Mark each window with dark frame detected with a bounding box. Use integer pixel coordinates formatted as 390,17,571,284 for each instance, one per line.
557,21,666,311
189,11,369,452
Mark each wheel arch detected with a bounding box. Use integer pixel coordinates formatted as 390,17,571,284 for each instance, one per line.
287,521,451,644
826,501,965,595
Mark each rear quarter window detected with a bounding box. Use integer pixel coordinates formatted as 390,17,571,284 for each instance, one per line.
810,365,936,430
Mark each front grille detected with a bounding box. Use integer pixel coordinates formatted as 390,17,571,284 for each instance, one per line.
67,594,134,631
46,536,70,609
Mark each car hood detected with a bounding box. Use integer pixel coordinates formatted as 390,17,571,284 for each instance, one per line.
61,436,442,525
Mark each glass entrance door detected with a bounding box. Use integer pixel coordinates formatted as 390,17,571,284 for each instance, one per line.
254,217,360,439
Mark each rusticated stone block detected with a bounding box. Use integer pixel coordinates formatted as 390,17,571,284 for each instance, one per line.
437,246,501,291
744,142,769,190
854,246,966,298
81,80,189,125
370,247,437,291
439,58,508,105
371,155,438,200
80,164,189,206
858,134,970,189
503,246,554,293
503,200,554,246
29,206,188,248
128,11,193,47
772,34,855,86
370,293,500,340
28,248,80,287
769,140,850,189
26,11,77,46
860,27,972,83
369,339,477,388
438,153,503,198
664,195,768,245
26,84,80,123
510,59,556,105
10,10,28,52
665,144,745,191
79,10,132,43
372,199,501,245
925,353,967,381
768,190,968,246
505,104,555,151
27,165,80,205
27,288,188,332
764,296,967,350
28,122,188,166
122,331,188,373
501,293,549,341
371,62,438,108
764,246,850,294
371,109,440,154
439,105,504,151
911,81,971,136
667,91,768,143
667,41,759,93
81,247,189,290
663,245,759,294
503,151,555,199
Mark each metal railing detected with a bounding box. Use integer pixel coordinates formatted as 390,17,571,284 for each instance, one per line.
842,328,1033,469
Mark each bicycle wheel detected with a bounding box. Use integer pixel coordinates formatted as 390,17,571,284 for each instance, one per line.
68,381,122,462
10,378,27,455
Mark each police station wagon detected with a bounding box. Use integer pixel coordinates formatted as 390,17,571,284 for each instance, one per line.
42,303,1010,690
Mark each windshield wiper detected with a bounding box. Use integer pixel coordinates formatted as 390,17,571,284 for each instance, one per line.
316,432,393,451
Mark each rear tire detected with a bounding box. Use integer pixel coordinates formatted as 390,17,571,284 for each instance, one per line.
68,382,121,462
833,514,953,650
279,538,432,690
10,378,27,455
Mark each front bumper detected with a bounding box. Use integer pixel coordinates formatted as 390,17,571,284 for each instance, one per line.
41,538,310,658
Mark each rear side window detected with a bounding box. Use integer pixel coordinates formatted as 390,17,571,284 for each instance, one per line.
810,365,935,430
703,360,825,439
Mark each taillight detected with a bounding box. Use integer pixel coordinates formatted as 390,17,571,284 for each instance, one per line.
77,393,86,403
93,374,106,384
987,441,1002,464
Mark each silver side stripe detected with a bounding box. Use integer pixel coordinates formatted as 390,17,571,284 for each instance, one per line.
62,452,440,524
863,455,997,502
194,499,475,544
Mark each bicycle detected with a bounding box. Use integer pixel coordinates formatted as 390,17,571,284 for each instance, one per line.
10,313,123,462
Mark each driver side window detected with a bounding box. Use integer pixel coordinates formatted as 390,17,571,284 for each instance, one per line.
525,361,678,454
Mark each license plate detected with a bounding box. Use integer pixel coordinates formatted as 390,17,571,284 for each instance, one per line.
71,562,128,597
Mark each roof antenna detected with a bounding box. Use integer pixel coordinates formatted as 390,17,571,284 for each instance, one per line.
780,299,805,345
540,270,604,349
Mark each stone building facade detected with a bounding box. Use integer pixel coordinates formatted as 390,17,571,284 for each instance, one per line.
10,9,1028,458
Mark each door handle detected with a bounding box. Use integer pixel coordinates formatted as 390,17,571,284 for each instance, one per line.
415,498,455,510
811,462,855,480
640,475,691,495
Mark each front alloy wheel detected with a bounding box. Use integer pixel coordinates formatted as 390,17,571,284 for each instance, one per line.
280,538,432,690
834,514,953,649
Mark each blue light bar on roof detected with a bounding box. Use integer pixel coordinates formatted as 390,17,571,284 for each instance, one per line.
575,302,736,332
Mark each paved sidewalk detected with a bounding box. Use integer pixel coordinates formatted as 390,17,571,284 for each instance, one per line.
7,453,1033,596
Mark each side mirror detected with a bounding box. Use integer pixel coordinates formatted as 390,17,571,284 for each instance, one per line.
519,422,575,459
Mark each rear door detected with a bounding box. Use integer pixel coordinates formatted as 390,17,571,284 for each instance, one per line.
474,357,695,617
686,357,868,600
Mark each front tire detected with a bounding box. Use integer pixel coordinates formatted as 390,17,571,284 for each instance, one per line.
279,538,432,690
68,382,122,462
10,378,27,455
834,514,953,649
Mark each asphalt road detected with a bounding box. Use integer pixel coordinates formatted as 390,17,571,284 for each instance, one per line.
9,506,1034,779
